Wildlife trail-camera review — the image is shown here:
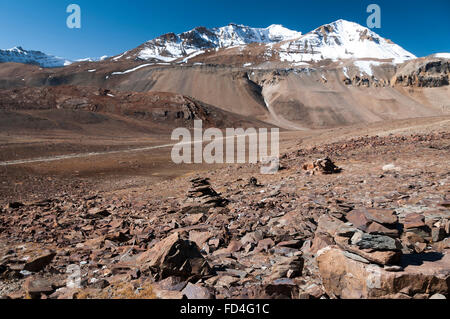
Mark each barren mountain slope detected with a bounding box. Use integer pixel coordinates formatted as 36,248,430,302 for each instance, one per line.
0,86,271,138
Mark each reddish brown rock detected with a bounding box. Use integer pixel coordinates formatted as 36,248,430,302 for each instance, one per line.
189,231,213,249
255,238,275,253
317,247,450,299
183,213,206,226
346,209,371,231
403,213,426,229
366,222,399,237
310,233,335,254
364,209,398,225
137,232,211,280
23,277,54,299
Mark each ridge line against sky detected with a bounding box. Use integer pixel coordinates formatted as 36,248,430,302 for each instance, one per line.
1,0,449,60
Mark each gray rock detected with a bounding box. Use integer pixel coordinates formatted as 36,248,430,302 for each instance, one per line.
343,251,370,264
432,227,446,243
354,234,402,251
181,283,213,299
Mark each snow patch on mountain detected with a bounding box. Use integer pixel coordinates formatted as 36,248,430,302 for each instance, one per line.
354,60,382,76
76,56,109,62
111,63,153,75
432,53,450,59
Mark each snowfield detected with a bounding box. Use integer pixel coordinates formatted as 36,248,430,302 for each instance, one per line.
278,20,416,64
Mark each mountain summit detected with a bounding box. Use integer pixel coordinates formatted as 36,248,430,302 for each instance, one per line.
277,19,416,63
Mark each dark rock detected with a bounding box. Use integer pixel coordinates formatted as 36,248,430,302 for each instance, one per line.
89,279,110,289
7,202,24,209
137,232,211,280
353,233,402,251
24,251,56,272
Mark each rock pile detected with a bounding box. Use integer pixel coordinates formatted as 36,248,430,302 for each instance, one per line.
302,157,342,175
186,178,229,208
312,210,450,298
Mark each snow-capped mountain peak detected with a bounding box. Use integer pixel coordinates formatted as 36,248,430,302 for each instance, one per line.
278,19,416,64
119,23,302,62
265,24,302,42
0,46,73,68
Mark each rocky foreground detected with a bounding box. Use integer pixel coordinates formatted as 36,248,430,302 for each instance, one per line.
0,131,449,299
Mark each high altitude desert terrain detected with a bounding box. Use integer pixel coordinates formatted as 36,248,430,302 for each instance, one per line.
0,20,449,299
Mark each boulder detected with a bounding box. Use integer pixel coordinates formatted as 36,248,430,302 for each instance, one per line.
23,251,56,272
364,208,398,225
314,215,402,265
23,277,54,299
181,283,213,299
317,246,450,299
137,232,211,280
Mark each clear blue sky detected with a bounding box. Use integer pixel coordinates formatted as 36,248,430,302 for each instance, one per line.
1,0,449,60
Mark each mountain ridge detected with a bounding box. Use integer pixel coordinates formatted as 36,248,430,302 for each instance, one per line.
0,19,424,68
0,46,73,68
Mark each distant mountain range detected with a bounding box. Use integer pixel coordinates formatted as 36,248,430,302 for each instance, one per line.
0,47,108,68
113,19,416,64
0,19,430,68
0,46,72,68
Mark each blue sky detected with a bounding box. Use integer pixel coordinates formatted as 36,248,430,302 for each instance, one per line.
0,0,449,60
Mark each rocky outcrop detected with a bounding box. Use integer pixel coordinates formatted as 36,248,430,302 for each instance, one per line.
317,246,450,299
312,202,450,298
392,58,450,87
